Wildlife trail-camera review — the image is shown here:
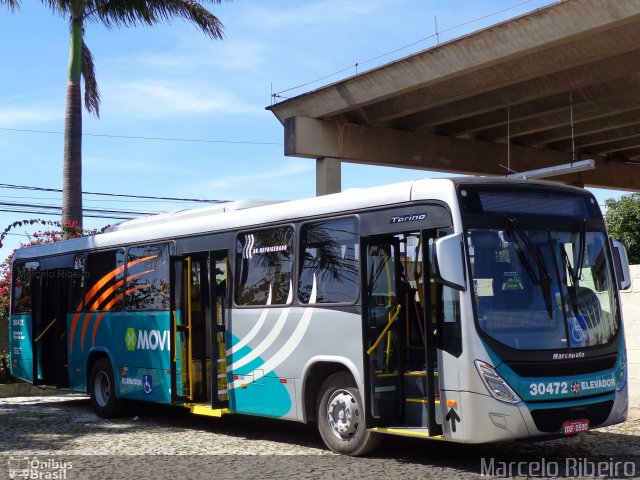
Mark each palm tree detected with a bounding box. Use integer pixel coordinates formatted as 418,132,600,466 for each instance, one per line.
1,1,224,231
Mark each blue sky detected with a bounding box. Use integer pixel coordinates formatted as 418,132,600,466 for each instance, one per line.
0,0,624,254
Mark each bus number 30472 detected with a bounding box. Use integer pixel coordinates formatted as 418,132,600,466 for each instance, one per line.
530,382,569,396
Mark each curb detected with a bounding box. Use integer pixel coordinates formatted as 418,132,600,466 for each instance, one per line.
0,383,67,398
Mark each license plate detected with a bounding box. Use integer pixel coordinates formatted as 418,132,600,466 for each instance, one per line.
563,419,589,435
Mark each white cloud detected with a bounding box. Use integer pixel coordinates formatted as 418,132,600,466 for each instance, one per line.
242,0,396,30
0,106,60,128
134,40,268,73
101,80,262,118
198,160,315,191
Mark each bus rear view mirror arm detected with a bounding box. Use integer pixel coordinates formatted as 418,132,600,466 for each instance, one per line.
434,233,467,291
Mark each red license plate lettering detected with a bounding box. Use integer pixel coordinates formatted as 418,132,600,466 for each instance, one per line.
563,419,590,435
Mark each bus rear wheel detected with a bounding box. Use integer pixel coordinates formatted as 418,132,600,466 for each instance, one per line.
317,372,382,456
89,358,126,418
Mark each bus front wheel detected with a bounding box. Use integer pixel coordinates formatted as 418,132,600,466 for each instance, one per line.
317,372,382,456
89,358,126,418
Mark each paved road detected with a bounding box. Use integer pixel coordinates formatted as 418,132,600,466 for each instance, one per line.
1,395,639,479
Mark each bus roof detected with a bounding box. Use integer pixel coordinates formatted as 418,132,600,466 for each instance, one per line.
11,177,590,261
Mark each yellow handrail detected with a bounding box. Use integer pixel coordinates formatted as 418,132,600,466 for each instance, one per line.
186,257,193,400
172,310,178,363
367,305,402,355
34,318,56,343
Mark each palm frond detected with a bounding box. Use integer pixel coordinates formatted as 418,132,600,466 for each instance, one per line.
39,0,71,16
81,40,100,118
0,0,21,11
90,0,224,40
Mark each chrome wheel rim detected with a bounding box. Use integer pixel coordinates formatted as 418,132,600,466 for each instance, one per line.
327,389,360,440
94,371,111,407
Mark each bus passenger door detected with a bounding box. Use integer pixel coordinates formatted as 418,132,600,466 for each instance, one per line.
363,237,403,426
210,252,229,409
170,252,228,409
32,269,70,389
170,255,212,404
170,256,192,403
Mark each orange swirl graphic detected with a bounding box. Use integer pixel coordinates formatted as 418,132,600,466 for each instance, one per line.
69,255,157,353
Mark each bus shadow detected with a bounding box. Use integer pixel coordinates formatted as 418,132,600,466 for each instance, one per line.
2,395,638,476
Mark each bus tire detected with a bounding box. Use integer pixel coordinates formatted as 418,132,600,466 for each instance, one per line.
89,358,126,418
317,372,382,456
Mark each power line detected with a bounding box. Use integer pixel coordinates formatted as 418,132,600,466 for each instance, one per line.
0,194,188,205
0,201,162,217
0,208,135,221
272,0,538,99
0,183,227,203
0,127,283,146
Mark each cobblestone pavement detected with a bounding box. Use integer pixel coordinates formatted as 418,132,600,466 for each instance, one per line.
0,395,639,479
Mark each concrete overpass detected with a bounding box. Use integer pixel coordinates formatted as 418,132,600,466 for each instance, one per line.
268,0,640,195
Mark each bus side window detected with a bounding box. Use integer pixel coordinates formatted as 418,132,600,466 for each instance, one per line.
12,261,39,314
69,254,86,311
126,244,171,311
440,286,462,357
235,226,294,306
85,249,125,311
298,217,359,304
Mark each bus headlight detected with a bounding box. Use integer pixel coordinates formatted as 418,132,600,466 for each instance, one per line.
475,360,521,404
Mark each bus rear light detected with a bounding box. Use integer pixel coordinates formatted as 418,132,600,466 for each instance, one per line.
475,360,521,405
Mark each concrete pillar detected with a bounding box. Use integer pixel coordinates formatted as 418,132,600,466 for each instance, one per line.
316,157,341,196
620,265,640,411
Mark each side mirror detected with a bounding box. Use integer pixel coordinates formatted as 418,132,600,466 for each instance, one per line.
610,239,631,290
434,233,466,291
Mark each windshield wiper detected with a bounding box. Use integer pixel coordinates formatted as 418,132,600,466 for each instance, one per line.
562,245,580,314
506,219,553,318
561,221,587,316
563,221,587,286
575,220,587,281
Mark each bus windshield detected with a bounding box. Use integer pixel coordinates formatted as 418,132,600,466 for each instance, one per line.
467,227,618,350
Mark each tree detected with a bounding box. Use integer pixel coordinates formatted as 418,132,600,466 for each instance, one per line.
1,1,225,231
605,193,640,264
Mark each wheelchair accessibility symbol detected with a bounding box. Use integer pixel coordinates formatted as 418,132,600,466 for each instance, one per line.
568,315,589,347
143,375,153,395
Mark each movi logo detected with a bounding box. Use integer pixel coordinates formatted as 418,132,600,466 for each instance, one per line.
125,328,170,351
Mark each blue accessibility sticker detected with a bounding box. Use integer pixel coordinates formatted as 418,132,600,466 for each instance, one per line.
143,375,153,395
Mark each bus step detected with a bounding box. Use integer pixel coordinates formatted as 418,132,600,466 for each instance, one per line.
374,370,438,378
186,403,230,417
369,426,444,440
405,397,442,427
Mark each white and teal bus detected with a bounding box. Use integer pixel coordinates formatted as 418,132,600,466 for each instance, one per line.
9,178,631,455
